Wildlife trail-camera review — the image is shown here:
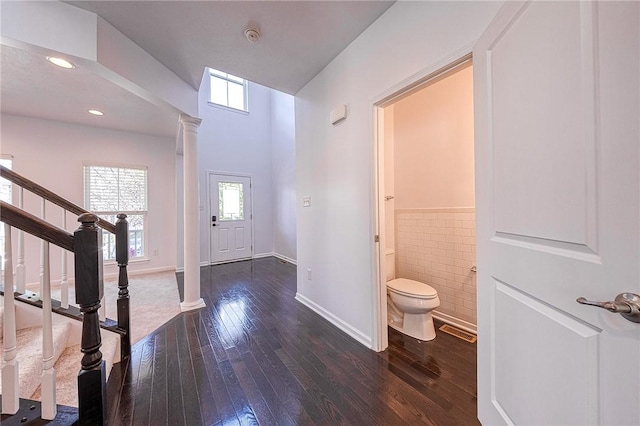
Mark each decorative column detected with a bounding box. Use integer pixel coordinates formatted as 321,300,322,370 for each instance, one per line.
179,114,205,311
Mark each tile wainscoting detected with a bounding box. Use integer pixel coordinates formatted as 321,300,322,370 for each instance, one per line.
395,208,477,325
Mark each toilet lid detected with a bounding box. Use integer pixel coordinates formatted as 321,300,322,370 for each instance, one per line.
387,278,438,298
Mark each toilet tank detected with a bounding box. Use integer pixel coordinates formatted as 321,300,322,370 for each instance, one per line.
385,248,395,281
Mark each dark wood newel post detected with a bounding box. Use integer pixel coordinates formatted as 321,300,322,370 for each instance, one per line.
74,213,106,426
116,213,131,359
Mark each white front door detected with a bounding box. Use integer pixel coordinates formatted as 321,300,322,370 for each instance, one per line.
209,173,252,264
474,2,639,425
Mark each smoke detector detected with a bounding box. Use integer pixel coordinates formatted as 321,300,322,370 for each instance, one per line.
244,27,261,43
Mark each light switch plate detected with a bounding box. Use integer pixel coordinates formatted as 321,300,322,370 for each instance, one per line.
303,197,311,207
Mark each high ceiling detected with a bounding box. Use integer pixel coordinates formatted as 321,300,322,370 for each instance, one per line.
66,1,395,94
1,1,394,138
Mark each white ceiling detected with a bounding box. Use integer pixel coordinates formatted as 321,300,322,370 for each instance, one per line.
1,45,179,138
1,1,394,137
66,0,395,94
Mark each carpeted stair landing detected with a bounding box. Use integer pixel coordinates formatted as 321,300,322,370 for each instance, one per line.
0,302,119,407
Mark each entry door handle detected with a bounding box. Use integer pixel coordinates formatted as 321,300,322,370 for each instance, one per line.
212,215,217,227
576,293,640,323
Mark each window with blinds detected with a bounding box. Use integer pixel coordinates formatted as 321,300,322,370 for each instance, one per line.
83,165,148,260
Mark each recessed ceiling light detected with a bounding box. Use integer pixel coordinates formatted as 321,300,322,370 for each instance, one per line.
88,109,104,116
46,56,75,69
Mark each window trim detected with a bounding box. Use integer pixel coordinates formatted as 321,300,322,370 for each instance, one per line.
208,69,249,113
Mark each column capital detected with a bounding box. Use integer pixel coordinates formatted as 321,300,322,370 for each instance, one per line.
179,114,202,128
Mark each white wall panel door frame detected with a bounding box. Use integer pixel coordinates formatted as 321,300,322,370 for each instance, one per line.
208,172,253,264
475,2,639,425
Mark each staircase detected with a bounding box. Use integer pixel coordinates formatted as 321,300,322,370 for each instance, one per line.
1,165,131,425
0,299,119,408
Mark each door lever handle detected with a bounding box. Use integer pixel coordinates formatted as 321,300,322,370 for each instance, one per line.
576,293,640,323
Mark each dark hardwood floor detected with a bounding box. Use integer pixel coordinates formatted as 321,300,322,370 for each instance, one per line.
106,257,478,425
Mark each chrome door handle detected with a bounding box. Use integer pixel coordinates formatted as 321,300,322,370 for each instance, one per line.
576,293,640,323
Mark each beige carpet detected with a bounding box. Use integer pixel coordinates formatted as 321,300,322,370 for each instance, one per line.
3,271,180,408
48,270,182,345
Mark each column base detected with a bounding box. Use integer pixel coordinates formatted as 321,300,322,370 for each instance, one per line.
180,298,206,312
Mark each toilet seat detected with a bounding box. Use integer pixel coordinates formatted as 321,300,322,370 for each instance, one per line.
387,278,438,299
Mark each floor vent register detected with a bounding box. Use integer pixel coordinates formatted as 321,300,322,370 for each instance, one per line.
439,324,477,343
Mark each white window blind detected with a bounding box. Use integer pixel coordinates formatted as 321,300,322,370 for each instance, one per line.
83,165,148,260
84,166,147,213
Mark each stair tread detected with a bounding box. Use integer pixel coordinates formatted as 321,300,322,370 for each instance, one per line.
30,332,120,408
0,321,71,398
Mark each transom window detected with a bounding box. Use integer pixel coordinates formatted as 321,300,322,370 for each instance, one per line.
83,165,148,261
209,68,248,112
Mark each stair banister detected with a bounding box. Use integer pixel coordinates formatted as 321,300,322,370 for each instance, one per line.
0,165,130,358
116,213,130,359
74,213,107,425
0,165,116,234
0,202,74,251
1,223,20,415
61,210,69,309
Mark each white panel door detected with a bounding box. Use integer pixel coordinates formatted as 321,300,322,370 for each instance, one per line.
474,2,639,425
209,173,252,263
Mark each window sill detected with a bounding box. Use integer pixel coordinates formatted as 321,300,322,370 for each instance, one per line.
207,102,249,115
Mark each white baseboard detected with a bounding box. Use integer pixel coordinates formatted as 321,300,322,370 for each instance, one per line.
25,266,177,290
252,252,272,260
254,252,297,265
432,311,477,334
272,253,297,265
176,261,207,273
177,254,297,272
104,265,176,280
295,293,372,348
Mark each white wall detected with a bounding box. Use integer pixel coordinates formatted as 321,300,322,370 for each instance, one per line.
271,91,297,262
394,64,475,209
197,77,274,262
295,1,502,346
1,114,177,284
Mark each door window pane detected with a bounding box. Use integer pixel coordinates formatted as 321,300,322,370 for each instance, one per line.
219,182,244,221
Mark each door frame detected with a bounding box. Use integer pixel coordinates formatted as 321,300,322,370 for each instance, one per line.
370,47,474,352
206,170,255,265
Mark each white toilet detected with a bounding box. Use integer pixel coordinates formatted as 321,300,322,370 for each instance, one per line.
386,249,440,341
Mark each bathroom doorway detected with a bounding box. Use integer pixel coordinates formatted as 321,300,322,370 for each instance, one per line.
372,55,476,351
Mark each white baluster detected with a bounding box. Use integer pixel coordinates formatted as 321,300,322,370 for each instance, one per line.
41,241,57,420
60,211,69,309
1,224,20,415
15,187,26,293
